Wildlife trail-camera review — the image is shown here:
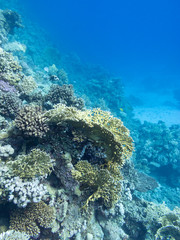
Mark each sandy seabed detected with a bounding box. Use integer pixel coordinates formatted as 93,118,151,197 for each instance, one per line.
134,107,180,126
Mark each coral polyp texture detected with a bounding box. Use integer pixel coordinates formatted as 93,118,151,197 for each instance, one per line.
72,160,122,208
0,230,30,240
9,201,56,237
46,104,133,207
0,47,23,86
0,4,179,240
7,148,54,179
0,161,47,207
46,84,84,109
46,104,133,164
15,105,49,137
0,92,22,118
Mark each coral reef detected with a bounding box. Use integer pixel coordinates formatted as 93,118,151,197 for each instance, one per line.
72,160,122,208
46,104,133,164
0,3,179,240
9,201,56,237
134,121,180,189
1,10,22,35
0,144,14,157
0,47,23,86
7,148,54,179
155,207,180,239
0,230,30,240
0,115,8,130
0,161,47,207
15,105,49,137
18,76,37,95
3,41,26,53
0,9,22,45
0,92,22,118
46,104,133,208
0,80,18,93
46,84,84,109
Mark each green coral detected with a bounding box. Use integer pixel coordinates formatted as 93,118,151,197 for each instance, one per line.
9,201,56,237
7,148,54,179
46,104,133,208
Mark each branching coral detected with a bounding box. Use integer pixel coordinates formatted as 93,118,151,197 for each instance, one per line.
46,104,133,164
0,92,22,118
46,84,84,109
7,148,54,179
0,161,47,207
46,104,133,207
0,230,30,240
15,105,49,138
18,76,37,95
9,201,56,237
0,47,23,86
72,160,122,208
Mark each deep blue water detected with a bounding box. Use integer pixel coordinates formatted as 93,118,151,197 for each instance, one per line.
22,0,180,90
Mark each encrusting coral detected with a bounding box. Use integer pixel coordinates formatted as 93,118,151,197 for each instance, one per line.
15,105,49,138
7,148,54,179
9,201,56,237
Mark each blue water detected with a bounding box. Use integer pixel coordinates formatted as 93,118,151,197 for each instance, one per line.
22,0,180,91
0,1,180,238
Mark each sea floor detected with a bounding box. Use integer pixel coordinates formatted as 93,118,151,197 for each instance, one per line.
125,86,180,126
134,106,180,126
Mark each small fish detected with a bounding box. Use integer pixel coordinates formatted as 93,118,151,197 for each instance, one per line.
120,108,124,112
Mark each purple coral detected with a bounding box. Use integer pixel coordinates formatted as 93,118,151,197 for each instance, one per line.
0,80,18,93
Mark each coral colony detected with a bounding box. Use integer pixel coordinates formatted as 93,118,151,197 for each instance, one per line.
0,7,179,240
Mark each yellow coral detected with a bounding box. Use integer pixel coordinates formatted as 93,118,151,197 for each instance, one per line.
46,104,133,165
10,201,56,237
7,148,54,179
46,104,133,208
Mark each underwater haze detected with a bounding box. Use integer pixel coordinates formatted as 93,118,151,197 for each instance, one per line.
23,0,180,90
0,0,180,239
